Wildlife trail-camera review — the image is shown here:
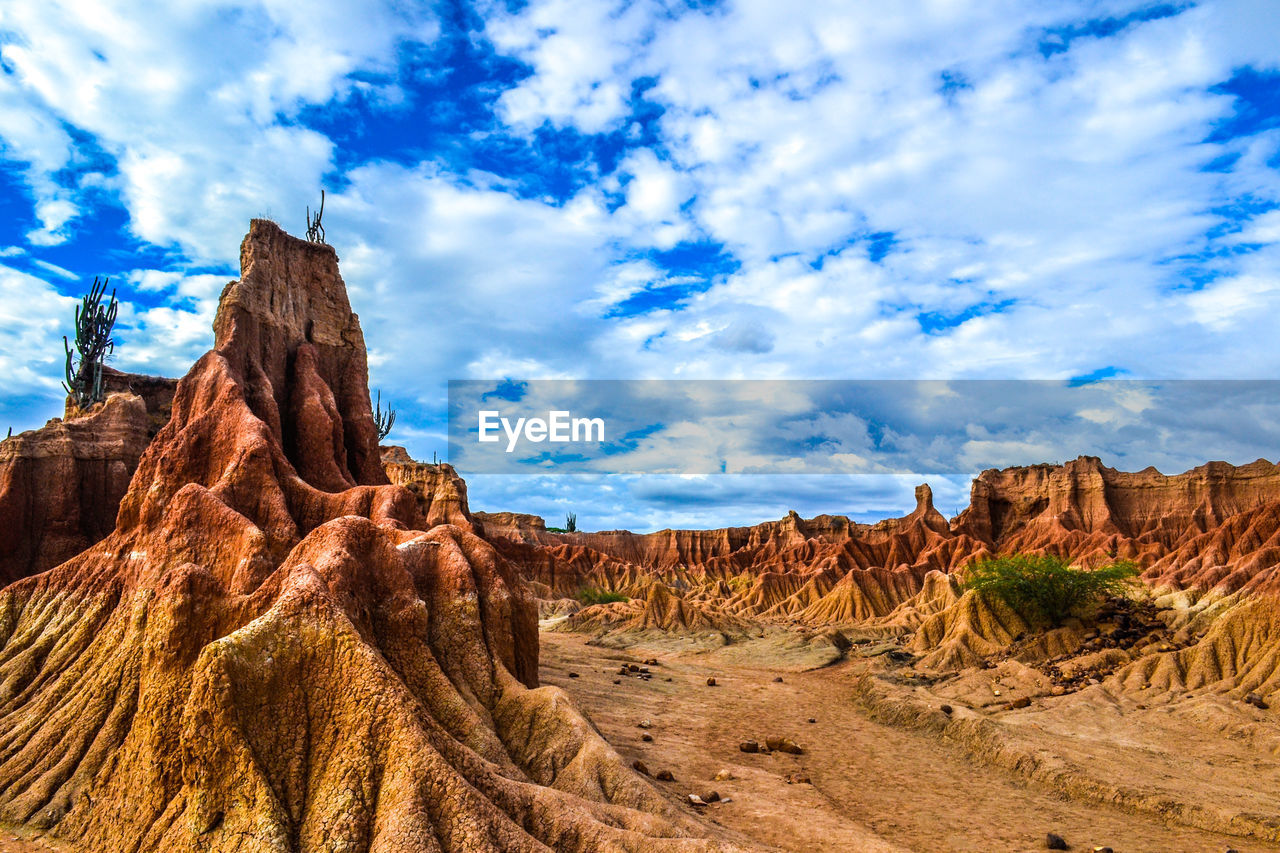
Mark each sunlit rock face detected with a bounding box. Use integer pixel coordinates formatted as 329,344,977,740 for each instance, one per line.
0,220,735,853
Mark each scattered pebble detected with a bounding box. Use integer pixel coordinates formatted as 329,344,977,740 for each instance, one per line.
1246,692,1270,710
637,719,652,729
687,794,706,807
1092,847,1113,853
739,740,760,754
765,736,804,755
808,717,816,723
940,705,953,715
655,770,675,782
1045,832,1068,850
613,679,621,685
632,760,650,776
1009,697,1031,709
706,677,718,687
773,676,784,683
701,790,721,803
784,772,811,784
713,769,735,781
568,672,579,678
642,734,653,742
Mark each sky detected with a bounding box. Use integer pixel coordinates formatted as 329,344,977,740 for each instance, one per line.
1,0,1278,531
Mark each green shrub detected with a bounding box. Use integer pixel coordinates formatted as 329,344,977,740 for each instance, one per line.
961,554,1138,625
576,587,628,606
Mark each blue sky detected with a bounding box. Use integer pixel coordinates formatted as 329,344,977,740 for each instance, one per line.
2,0,1279,531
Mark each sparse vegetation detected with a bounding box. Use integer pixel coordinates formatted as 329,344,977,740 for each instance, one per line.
374,389,395,440
565,512,578,533
306,189,326,244
576,586,628,606
961,553,1139,626
63,276,118,410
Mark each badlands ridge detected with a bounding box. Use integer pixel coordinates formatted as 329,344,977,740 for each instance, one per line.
0,221,1277,851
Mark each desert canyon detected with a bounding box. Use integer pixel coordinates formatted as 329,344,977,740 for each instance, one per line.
0,221,1277,852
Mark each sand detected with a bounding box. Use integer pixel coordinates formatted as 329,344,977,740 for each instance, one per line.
541,628,1280,853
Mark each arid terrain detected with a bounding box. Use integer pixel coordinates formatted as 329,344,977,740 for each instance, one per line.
0,221,1277,851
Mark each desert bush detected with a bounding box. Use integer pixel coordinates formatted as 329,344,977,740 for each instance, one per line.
961,553,1138,625
576,587,628,606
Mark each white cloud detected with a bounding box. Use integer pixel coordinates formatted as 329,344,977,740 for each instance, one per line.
0,0,438,259
0,264,77,412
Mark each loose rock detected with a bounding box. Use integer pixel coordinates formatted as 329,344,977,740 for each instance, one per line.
706,677,717,687
765,736,804,755
655,770,675,782
739,740,760,754
1045,832,1068,850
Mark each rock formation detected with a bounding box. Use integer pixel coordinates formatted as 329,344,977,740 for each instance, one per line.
0,220,738,852
0,370,175,583
492,454,1280,701
381,445,474,530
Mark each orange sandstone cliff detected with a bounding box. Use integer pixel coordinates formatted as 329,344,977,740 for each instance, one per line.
0,220,739,852
0,369,176,583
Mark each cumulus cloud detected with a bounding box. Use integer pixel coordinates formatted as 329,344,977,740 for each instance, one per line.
2,0,1279,526
0,0,437,259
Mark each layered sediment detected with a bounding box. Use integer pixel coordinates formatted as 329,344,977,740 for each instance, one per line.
0,220,736,852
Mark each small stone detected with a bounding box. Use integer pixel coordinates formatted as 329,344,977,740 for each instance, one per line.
765,736,804,755
713,769,735,781
643,658,660,666
1092,847,1113,853
637,719,652,728
706,677,717,687
655,770,675,782
784,772,811,784
1045,832,1068,850
618,666,629,675
665,677,673,682
940,704,953,715
773,676,784,682
687,794,706,806
1246,692,1270,710
808,717,817,723
568,672,579,678
632,760,650,776
613,679,621,685
628,664,640,672
1010,697,1031,709
739,740,760,754
702,790,721,803
642,734,653,742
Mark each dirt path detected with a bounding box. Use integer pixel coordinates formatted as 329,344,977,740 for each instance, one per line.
541,629,1278,853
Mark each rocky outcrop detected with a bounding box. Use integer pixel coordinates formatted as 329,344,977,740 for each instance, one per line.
0,369,176,584
381,445,474,530
0,220,735,852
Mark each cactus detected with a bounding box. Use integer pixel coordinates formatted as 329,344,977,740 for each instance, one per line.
63,276,118,410
374,389,395,441
306,189,326,244
565,512,577,533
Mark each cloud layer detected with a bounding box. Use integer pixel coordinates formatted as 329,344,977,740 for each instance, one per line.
2,0,1278,529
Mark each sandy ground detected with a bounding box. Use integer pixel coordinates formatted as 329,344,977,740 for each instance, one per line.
541,628,1280,853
